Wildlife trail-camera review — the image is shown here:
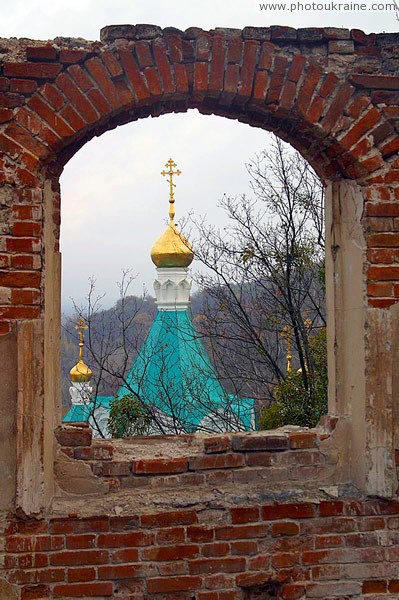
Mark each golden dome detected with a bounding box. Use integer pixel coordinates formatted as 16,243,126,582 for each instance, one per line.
151,158,194,269
70,318,92,383
151,223,194,268
70,359,92,383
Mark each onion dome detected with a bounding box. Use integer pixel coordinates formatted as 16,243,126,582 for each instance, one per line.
70,318,92,383
150,158,194,268
70,359,92,383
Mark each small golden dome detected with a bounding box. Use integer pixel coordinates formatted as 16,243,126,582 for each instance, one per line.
152,158,194,268
151,223,194,268
70,359,92,383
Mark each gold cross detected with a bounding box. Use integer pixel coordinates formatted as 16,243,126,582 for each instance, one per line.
281,325,292,374
161,158,181,223
75,317,88,361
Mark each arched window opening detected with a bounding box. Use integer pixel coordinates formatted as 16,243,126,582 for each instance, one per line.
60,111,327,439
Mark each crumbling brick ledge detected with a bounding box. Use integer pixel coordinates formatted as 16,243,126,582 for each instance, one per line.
0,420,398,598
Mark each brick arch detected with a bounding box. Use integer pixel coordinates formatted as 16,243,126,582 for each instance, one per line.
0,28,397,184
0,25,399,519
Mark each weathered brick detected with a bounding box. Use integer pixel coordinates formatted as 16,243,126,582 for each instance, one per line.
189,453,244,470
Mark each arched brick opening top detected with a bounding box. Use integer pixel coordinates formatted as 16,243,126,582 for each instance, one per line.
0,24,398,184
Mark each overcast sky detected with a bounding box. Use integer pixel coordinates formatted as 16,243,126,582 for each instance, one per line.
2,1,397,311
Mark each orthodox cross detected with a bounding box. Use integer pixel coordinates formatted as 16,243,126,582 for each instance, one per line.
161,158,181,224
281,325,292,374
75,317,88,361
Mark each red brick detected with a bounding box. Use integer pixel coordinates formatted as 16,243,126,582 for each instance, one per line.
272,521,300,536
215,523,268,540
97,563,146,579
153,40,175,94
0,321,11,335
369,264,399,281
146,575,202,593
132,456,188,475
50,549,109,566
0,108,13,123
289,432,317,449
60,49,87,64
26,95,74,140
189,453,244,470
59,104,86,132
144,543,199,561
201,542,230,557
267,56,288,104
369,233,399,248
7,237,41,253
187,526,214,542
0,91,25,108
258,41,274,69
189,557,246,575
13,221,41,237
67,566,96,582
231,540,258,555
288,54,306,82
143,67,163,97
362,579,387,593
368,282,393,297
272,552,299,568
231,506,260,524
253,70,269,101
280,80,297,110
4,122,48,158
21,585,50,600
227,37,243,63
204,436,231,454
238,41,258,99
119,49,150,103
194,61,209,95
110,547,139,563
54,426,92,447
66,534,96,549
53,582,113,597
134,42,153,68
4,62,61,78
67,64,93,92
10,79,37,94
156,526,185,544
222,64,239,104
142,510,198,528
322,82,354,133
85,57,134,109
232,434,288,452
0,271,40,288
102,50,123,78
297,64,323,116
87,88,111,117
263,502,317,520
11,289,40,305
209,35,226,94
101,461,130,476
174,63,189,93
55,73,98,124
340,107,381,150
26,46,57,61
235,571,273,587
98,531,153,547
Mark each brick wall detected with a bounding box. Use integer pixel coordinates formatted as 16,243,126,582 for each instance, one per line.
0,421,397,599
54,420,339,495
1,23,399,597
3,496,399,598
